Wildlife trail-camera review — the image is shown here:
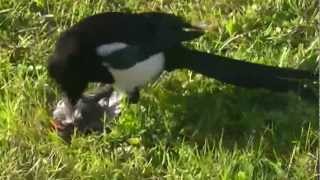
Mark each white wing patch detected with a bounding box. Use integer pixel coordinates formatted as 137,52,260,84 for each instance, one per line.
96,42,128,56
96,42,165,93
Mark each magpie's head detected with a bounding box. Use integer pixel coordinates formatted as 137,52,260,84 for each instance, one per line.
48,35,88,105
142,12,204,41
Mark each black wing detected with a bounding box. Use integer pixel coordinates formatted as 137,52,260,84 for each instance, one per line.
66,12,203,68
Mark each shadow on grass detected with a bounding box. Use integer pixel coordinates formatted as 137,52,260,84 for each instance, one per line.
138,86,318,152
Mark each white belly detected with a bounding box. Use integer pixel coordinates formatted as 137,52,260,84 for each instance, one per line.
96,42,165,93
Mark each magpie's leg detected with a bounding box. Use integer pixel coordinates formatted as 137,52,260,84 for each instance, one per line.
128,87,140,104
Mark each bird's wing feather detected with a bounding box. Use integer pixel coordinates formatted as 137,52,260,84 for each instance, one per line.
101,46,146,69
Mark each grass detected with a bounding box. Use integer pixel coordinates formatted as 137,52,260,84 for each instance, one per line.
0,0,319,179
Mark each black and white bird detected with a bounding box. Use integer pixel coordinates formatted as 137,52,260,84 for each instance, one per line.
48,12,317,109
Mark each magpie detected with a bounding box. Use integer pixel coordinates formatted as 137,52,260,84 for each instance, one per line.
48,12,317,109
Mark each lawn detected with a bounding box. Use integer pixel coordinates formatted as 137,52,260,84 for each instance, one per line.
0,0,319,179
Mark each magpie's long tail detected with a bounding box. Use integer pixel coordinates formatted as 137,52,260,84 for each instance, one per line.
165,47,318,99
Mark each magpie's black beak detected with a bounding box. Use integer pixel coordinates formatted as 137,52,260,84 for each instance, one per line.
180,24,204,41
183,24,203,32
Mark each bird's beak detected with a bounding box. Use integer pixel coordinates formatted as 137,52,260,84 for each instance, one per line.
183,24,203,32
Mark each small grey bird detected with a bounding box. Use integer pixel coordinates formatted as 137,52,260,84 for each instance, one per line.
52,86,122,141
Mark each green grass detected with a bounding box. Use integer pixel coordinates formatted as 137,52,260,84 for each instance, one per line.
0,0,319,179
